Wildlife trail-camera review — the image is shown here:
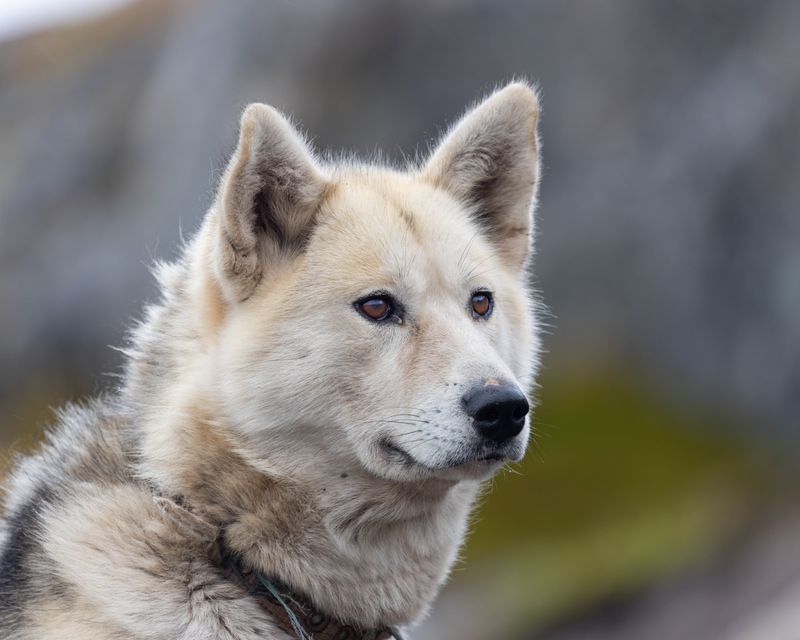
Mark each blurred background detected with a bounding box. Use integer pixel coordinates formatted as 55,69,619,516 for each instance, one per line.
1,1,798,638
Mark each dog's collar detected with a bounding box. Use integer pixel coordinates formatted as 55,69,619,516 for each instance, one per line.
208,536,403,640
156,494,404,639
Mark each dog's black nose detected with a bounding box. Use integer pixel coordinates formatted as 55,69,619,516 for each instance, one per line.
463,382,529,441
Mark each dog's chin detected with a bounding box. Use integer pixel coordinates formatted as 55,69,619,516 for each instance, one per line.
434,444,527,480
428,457,507,481
374,438,524,482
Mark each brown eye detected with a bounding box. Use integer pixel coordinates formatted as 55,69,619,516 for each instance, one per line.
361,298,390,320
355,294,398,323
470,291,493,319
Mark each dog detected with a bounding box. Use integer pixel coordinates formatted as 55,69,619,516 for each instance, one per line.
0,81,542,639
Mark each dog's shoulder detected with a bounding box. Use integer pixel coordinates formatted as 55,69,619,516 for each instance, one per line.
0,397,136,637
3,396,135,516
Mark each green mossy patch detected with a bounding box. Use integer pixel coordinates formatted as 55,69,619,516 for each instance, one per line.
459,369,785,635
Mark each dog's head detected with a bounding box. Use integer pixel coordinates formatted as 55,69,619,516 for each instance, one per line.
203,83,541,483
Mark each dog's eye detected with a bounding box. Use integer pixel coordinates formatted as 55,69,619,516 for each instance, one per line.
470,291,493,319
355,294,399,323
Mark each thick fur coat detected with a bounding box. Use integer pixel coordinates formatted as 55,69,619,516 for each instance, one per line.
0,82,542,639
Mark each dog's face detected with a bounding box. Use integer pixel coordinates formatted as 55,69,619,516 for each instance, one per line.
208,84,540,482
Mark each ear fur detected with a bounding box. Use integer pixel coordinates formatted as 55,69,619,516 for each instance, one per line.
213,104,328,302
424,82,540,271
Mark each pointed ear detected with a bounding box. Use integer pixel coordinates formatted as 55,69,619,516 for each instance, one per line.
212,104,328,301
424,82,540,271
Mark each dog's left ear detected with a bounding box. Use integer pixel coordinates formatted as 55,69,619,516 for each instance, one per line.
212,104,329,302
424,82,540,271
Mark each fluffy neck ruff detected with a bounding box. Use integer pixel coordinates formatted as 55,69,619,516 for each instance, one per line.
121,233,481,628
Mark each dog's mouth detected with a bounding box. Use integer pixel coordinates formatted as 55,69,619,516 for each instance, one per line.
380,438,420,467
443,437,526,468
380,438,520,471
477,452,506,462
446,449,516,468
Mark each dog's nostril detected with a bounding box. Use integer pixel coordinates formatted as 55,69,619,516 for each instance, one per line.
474,403,500,424
512,404,529,421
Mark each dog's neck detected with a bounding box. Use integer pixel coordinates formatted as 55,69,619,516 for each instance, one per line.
134,394,479,629
230,444,478,628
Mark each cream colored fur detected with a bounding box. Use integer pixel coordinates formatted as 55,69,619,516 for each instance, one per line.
0,82,542,639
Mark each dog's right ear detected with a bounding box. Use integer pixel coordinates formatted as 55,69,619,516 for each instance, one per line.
212,104,328,302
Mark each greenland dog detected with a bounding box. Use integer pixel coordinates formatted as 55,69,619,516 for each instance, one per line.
0,82,542,639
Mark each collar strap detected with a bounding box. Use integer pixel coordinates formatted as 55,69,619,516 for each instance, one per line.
209,538,403,640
